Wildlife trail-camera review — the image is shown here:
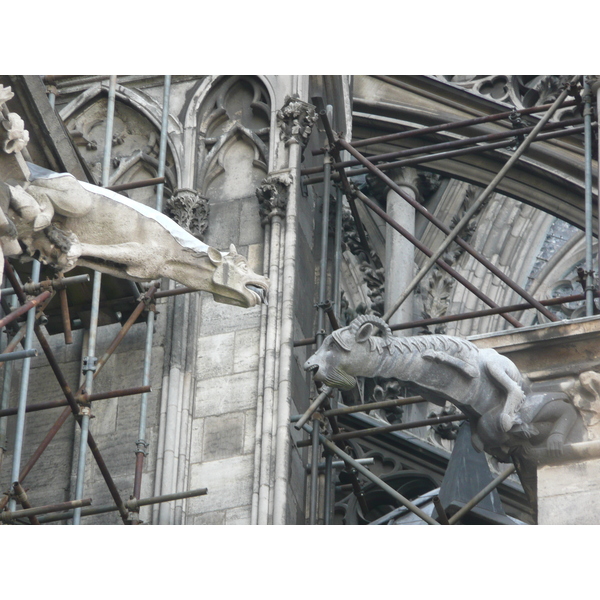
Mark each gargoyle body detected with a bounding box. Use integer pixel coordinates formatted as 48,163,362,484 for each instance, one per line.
304,315,583,462
0,164,268,308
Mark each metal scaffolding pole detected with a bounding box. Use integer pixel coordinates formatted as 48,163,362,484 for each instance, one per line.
303,125,587,186
301,422,440,525
312,99,579,155
304,117,584,176
352,186,523,328
8,260,40,513
372,76,580,324
584,77,596,316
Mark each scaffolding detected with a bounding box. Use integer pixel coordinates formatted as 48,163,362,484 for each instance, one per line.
0,75,207,524
292,75,600,525
1,75,599,525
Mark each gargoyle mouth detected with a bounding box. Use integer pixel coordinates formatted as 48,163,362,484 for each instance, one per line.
246,283,268,305
306,364,319,376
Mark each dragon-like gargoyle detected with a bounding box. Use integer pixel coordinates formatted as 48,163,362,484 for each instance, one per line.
0,164,269,308
304,315,584,465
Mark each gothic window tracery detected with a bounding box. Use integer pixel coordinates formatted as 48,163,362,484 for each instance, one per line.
195,76,271,201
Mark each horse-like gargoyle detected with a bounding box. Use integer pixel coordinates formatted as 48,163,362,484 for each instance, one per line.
0,164,269,308
304,315,584,465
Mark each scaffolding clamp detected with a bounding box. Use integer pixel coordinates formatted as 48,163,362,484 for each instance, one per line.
82,356,98,375
135,439,149,456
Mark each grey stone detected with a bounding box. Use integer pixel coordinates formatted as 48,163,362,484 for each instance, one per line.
202,413,245,462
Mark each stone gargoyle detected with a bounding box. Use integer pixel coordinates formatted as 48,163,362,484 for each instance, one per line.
304,315,584,465
0,164,268,308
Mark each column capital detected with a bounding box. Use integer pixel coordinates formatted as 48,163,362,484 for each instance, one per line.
164,188,209,240
364,167,441,205
256,171,293,225
276,96,318,147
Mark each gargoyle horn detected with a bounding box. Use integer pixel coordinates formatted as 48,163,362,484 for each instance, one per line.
350,315,393,346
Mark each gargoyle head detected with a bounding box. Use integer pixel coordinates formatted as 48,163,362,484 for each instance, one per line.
304,315,393,390
207,243,269,308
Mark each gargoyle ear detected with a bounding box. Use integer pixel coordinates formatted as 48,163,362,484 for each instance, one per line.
229,244,237,255
207,246,223,266
355,322,374,343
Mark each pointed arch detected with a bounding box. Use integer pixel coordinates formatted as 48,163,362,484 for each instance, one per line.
58,81,182,189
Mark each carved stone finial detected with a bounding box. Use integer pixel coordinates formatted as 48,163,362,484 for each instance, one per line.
256,172,293,225
0,84,14,109
164,188,209,240
0,85,29,155
276,96,317,147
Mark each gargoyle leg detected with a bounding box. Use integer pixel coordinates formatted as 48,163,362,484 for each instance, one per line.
534,400,579,456
485,359,525,432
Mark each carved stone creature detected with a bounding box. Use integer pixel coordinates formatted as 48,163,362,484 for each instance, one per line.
1,165,269,308
304,315,583,462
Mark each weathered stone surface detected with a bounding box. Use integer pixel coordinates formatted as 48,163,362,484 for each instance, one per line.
187,454,254,514
192,510,226,525
538,458,600,524
202,413,245,462
225,504,251,524
197,331,235,380
195,370,258,417
233,327,260,374
197,294,262,337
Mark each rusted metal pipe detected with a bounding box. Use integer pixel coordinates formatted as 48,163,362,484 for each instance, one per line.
304,125,586,185
293,290,598,347
0,291,51,330
338,137,561,325
432,495,450,525
1,274,90,297
0,386,152,418
13,482,40,525
322,395,425,418
297,413,465,447
0,497,93,523
312,98,579,155
294,386,334,431
154,286,198,299
36,487,209,524
319,109,373,262
95,286,158,374
59,288,73,344
33,324,130,523
352,187,523,328
106,177,166,193
0,284,158,508
302,422,440,525
305,117,584,175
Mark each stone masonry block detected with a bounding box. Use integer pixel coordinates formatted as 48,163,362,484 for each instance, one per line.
202,413,245,462
198,295,262,337
195,370,258,417
233,327,260,374
197,331,236,380
187,454,254,514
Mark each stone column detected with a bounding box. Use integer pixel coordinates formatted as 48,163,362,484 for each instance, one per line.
369,166,420,329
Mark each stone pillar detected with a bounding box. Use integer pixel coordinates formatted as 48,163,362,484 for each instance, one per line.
367,167,421,329
383,167,420,330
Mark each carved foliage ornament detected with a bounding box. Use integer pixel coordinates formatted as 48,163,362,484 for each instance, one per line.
0,85,29,154
256,172,293,225
276,96,317,146
164,188,209,240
